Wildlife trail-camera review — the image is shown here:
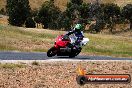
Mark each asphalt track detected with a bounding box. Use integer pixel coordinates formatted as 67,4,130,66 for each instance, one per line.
0,51,131,61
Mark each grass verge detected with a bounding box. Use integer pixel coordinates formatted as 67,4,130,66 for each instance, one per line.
0,24,132,58
0,63,26,69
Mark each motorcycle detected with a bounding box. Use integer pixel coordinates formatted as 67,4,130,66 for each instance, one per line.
47,34,89,58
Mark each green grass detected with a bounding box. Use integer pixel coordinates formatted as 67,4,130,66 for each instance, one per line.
83,34,132,57
33,48,47,52
0,24,132,58
0,24,56,52
0,43,17,51
0,63,26,69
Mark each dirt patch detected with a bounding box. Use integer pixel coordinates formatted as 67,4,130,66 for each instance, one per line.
0,15,8,25
0,61,132,88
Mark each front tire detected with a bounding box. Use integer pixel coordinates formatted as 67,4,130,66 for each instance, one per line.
47,47,57,57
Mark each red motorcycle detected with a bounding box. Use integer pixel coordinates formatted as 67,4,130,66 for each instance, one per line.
47,34,89,57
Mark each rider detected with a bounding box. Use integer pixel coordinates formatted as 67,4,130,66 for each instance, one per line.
66,24,84,48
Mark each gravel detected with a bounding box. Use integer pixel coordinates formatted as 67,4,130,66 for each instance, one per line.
0,61,132,88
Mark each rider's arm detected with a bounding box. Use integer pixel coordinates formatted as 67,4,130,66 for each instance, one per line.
66,29,75,36
81,31,84,38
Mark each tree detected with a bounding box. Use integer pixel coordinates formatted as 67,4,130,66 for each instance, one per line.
25,17,36,28
79,3,90,19
82,3,105,33
56,12,72,30
103,3,120,32
71,0,83,5
6,0,31,26
65,0,83,28
38,1,61,29
0,8,6,15
31,9,39,17
122,4,132,29
89,3,103,19
65,3,80,20
103,4,120,21
34,16,41,28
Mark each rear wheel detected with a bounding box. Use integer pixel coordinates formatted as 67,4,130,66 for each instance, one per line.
47,47,57,57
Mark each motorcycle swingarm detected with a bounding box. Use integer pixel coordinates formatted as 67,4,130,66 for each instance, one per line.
60,48,72,52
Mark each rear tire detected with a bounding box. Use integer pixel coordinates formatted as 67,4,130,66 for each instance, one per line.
47,47,57,57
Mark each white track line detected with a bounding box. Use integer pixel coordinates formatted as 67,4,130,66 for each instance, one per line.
1,59,132,63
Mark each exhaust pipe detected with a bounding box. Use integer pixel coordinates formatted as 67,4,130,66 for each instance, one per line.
60,48,71,52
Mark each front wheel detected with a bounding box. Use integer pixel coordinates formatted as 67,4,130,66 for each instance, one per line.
47,47,57,57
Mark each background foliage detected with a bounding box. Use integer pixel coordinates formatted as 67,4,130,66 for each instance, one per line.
5,0,132,31
6,0,31,26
